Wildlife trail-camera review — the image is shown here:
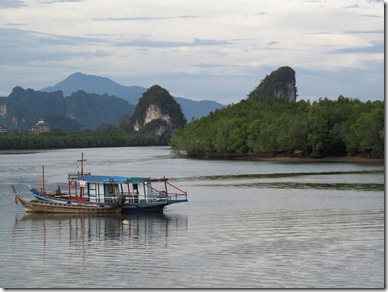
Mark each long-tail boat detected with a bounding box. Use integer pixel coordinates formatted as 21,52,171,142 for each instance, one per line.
12,185,123,214
25,153,188,213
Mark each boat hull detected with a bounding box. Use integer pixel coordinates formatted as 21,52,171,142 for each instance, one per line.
121,199,188,213
31,188,187,213
16,195,122,214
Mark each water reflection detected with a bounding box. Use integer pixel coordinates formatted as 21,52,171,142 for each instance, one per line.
13,213,188,255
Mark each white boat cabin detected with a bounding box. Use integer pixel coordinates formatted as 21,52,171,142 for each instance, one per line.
67,174,167,204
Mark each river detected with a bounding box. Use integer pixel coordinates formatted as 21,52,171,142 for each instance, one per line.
0,147,384,288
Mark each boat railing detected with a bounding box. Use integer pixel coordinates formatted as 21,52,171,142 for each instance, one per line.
143,180,188,201
125,191,187,204
67,172,91,179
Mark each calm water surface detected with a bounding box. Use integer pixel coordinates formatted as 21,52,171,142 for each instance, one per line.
0,147,384,288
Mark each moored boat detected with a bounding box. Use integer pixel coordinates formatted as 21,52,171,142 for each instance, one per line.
14,194,123,214
24,152,188,213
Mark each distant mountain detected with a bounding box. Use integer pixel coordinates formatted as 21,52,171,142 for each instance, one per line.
0,86,67,130
65,90,135,129
0,87,134,131
41,72,145,105
175,97,225,121
41,72,225,120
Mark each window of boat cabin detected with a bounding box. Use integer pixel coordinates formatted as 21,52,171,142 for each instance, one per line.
104,183,113,198
86,183,97,202
88,183,97,200
114,184,120,195
133,184,138,194
132,183,140,202
103,183,121,197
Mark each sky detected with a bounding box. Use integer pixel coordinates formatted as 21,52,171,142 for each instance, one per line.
0,0,384,104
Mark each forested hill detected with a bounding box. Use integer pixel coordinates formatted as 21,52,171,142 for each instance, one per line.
119,85,186,144
171,66,384,159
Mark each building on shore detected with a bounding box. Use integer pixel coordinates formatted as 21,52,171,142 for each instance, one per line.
0,125,8,134
29,118,50,134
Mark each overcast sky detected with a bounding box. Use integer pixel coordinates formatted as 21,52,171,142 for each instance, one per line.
0,0,384,104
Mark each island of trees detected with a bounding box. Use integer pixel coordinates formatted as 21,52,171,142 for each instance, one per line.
170,96,384,159
171,67,383,159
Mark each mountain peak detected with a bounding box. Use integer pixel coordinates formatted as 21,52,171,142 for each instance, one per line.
40,72,145,105
248,66,297,102
39,73,225,120
121,85,186,139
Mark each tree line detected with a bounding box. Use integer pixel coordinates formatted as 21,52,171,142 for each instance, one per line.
0,128,167,150
170,96,384,159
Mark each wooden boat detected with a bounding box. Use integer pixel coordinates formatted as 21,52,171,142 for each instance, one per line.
28,153,188,213
13,193,123,214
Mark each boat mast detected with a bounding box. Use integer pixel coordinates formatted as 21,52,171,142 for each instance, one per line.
77,152,87,177
42,165,45,192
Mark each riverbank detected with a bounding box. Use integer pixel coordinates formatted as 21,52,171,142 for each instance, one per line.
0,149,46,155
184,152,384,164
253,155,384,164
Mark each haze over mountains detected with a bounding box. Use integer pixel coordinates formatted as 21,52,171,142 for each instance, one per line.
41,72,225,121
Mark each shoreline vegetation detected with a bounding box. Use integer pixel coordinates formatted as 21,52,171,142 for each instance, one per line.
170,96,384,160
172,150,384,164
232,155,384,164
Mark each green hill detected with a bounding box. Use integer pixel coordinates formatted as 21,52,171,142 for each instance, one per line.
119,85,187,143
171,67,384,159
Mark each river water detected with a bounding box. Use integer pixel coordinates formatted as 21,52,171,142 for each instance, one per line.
0,147,384,288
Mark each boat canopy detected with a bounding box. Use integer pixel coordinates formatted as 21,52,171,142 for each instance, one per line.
75,175,150,184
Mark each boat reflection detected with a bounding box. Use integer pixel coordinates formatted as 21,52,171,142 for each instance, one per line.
14,213,188,254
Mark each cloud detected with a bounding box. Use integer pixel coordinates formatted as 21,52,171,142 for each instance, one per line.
329,43,384,54
0,28,111,66
344,29,384,34
360,14,383,18
39,0,83,3
266,41,279,47
342,4,360,8
0,0,27,9
94,15,199,21
113,37,231,48
0,27,105,47
192,63,227,69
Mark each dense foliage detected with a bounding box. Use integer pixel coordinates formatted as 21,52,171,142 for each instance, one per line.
170,96,384,158
0,128,167,150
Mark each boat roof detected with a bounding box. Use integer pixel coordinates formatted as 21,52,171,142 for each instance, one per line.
75,174,150,183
